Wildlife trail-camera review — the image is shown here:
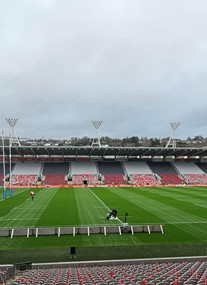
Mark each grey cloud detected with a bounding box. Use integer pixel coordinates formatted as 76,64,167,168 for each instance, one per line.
1,0,207,139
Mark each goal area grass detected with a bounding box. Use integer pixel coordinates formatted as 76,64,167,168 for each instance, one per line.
0,186,206,264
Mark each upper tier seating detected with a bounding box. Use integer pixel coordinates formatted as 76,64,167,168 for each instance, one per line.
123,161,153,174
70,161,98,174
148,161,179,174
97,161,125,174
0,164,13,176
147,162,185,185
173,162,205,174
132,174,159,185
8,259,207,285
42,162,69,175
42,163,69,185
196,162,207,173
12,162,42,175
97,162,126,185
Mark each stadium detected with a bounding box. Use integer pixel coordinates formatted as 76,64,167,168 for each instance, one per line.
1,0,207,282
0,123,207,285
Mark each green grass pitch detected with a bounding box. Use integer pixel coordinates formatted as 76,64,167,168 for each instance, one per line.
0,186,206,263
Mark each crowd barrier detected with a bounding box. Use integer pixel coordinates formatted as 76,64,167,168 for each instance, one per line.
0,225,164,238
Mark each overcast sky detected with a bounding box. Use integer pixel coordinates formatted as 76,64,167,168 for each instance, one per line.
1,0,207,140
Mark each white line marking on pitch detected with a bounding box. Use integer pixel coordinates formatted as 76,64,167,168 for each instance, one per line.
93,207,107,209
1,218,39,221
166,221,207,224
194,204,207,208
87,187,123,225
0,188,31,202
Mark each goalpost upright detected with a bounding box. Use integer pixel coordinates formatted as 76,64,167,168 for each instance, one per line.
2,131,6,199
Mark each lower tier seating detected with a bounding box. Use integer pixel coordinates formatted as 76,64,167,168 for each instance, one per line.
185,174,207,185
7,259,207,285
72,174,98,185
0,174,4,185
103,174,126,184
132,174,159,186
12,175,36,186
160,174,185,185
44,174,67,185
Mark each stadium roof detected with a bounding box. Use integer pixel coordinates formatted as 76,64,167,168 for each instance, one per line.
1,145,207,158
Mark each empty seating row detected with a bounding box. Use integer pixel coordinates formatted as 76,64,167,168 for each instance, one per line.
72,174,98,185
42,163,69,175
12,175,36,186
132,174,159,186
103,174,126,184
185,174,207,185
2,161,207,186
173,162,205,175
97,162,125,175
12,162,42,175
7,259,207,285
43,174,67,185
159,174,185,185
124,161,153,174
71,162,98,175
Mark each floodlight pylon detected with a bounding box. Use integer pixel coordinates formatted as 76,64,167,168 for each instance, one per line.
91,120,103,147
6,118,20,197
5,118,21,147
165,122,181,148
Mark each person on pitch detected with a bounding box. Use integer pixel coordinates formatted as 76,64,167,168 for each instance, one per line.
30,191,35,201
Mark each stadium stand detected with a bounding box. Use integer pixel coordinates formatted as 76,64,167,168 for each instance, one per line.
7,162,42,186
123,161,159,185
196,162,207,174
184,174,207,185
131,174,159,186
97,162,125,175
43,174,67,185
70,161,98,175
0,163,12,176
0,266,14,284
6,258,207,285
2,160,207,186
0,163,14,186
172,162,205,175
172,162,207,185
72,174,98,185
0,174,4,186
12,175,36,186
70,161,98,185
12,162,42,175
42,163,69,185
148,162,185,185
97,162,126,184
158,174,184,185
42,163,69,175
101,174,126,184
123,161,153,174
